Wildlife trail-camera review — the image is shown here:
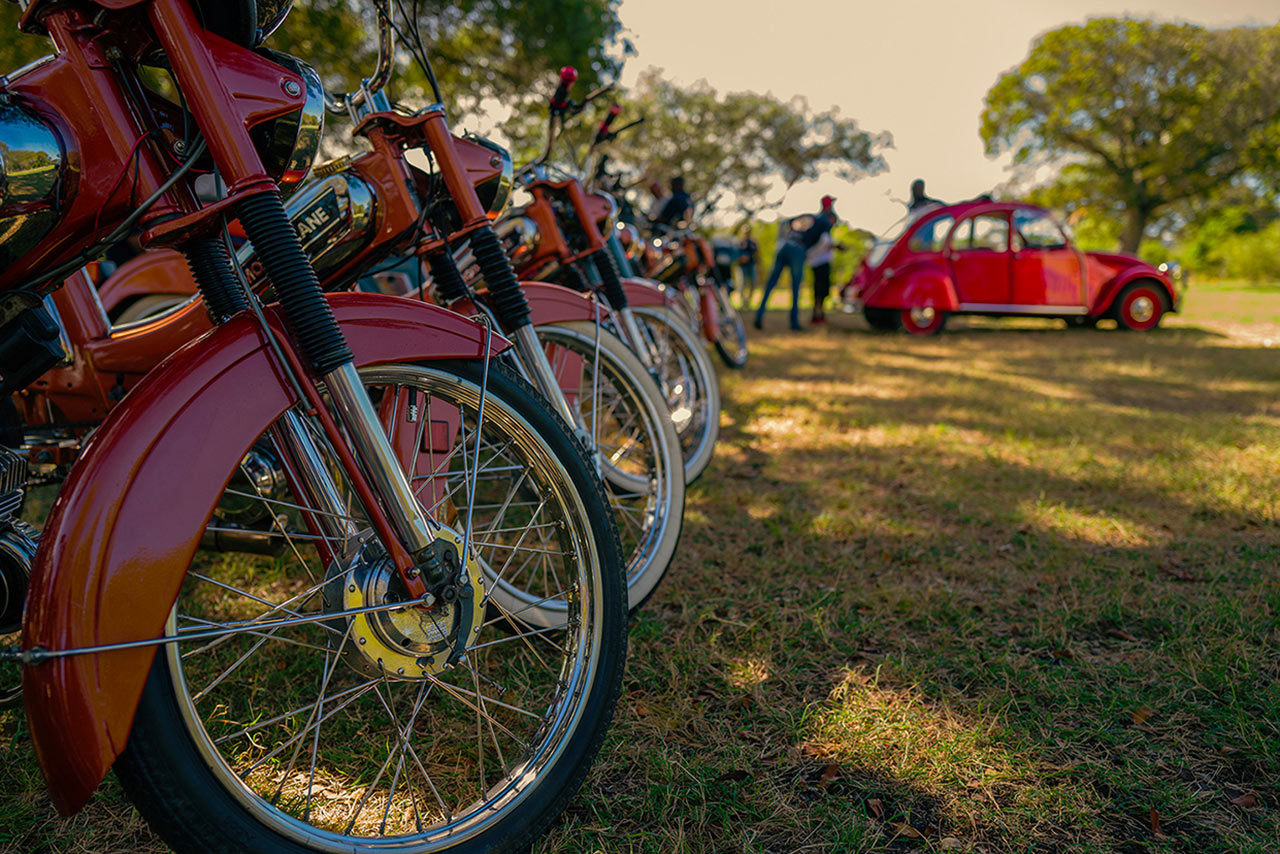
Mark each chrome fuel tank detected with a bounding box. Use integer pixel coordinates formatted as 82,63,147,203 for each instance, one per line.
0,102,66,271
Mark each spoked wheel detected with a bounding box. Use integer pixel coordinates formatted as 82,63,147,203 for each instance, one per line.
710,280,749,369
537,322,685,611
116,359,627,854
900,306,947,336
631,305,721,483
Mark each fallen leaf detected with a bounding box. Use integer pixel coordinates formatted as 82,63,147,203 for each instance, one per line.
1106,628,1139,642
891,822,923,839
1050,647,1074,661
817,763,840,790
1131,707,1155,725
1149,807,1168,840
867,798,884,819
1158,565,1202,582
631,700,654,717
940,838,964,850
717,770,750,783
1230,792,1258,807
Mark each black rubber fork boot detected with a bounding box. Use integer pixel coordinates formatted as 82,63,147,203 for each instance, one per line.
592,248,629,311
558,261,592,294
235,192,352,375
426,250,471,304
469,224,532,333
183,238,248,323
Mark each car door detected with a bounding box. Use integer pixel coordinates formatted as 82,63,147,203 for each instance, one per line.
947,212,1011,306
1010,209,1085,307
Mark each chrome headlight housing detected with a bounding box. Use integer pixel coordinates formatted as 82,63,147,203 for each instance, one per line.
253,51,325,197
465,135,515,221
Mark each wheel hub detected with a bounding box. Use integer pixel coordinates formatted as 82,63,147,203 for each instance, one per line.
1129,295,1155,323
910,306,936,326
324,530,485,680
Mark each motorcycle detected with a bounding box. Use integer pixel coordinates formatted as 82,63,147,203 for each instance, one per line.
76,59,687,614
1,2,627,851
485,83,721,483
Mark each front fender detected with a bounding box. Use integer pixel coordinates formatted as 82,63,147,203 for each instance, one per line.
23,293,509,816
1092,269,1177,316
620,277,672,308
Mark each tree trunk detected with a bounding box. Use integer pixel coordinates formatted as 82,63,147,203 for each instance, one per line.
1120,206,1149,254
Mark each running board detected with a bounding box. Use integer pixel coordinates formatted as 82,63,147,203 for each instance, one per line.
958,303,1088,316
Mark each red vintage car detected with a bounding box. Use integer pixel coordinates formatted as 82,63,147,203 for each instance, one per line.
843,201,1179,334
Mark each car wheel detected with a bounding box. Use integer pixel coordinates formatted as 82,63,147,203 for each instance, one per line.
900,306,947,336
1113,281,1166,331
1064,316,1098,329
863,307,901,331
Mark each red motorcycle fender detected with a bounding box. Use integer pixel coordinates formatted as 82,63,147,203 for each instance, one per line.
521,280,612,326
620,277,672,308
96,248,196,315
22,293,509,817
698,287,719,341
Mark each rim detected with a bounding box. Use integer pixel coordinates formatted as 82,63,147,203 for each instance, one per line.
537,325,679,599
166,364,605,851
1128,294,1156,324
714,286,749,363
633,306,716,477
908,306,937,328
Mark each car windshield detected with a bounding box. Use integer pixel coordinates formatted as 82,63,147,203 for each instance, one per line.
866,206,940,268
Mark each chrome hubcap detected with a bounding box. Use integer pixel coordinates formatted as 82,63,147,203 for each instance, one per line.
1129,296,1155,323
909,307,936,327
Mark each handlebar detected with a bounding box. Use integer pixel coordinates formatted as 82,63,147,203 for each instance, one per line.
551,66,579,111
324,0,395,115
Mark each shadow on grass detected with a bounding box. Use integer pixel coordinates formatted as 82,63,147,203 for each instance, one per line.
537,317,1279,853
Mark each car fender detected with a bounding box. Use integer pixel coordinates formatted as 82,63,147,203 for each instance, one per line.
862,263,959,312
22,293,509,816
1091,267,1177,316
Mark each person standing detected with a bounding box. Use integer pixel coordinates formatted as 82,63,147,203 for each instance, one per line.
807,230,836,324
737,225,759,309
754,196,837,331
650,175,693,228
908,179,942,211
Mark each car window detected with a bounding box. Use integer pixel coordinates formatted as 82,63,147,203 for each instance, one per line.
951,214,1008,252
1012,209,1068,250
906,214,954,253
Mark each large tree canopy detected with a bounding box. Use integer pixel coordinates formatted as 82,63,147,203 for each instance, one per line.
982,18,1280,253
508,68,890,218
0,0,623,115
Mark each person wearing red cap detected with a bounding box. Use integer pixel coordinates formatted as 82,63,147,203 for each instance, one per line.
755,196,838,331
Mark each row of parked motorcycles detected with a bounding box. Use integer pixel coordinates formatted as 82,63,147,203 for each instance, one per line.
0,1,748,851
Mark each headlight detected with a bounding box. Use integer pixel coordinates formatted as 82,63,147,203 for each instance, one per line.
494,215,540,263
465,135,514,221
253,51,324,197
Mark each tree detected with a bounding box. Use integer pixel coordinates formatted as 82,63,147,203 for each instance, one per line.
0,1,623,116
507,68,890,218
982,18,1280,253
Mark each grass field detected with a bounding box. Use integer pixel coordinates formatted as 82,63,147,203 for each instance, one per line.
3,290,1278,853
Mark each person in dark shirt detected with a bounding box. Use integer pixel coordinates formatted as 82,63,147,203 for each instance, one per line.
652,175,693,228
754,195,836,331
908,179,943,211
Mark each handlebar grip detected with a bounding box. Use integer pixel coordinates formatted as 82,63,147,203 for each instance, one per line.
595,104,622,143
551,66,578,110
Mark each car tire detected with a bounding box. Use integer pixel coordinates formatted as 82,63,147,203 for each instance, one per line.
900,306,947,336
1113,281,1166,331
1064,316,1098,329
863,307,901,331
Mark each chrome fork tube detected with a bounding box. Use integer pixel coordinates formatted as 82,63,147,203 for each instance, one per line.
271,409,361,544
616,306,657,369
322,363,437,553
512,324,580,426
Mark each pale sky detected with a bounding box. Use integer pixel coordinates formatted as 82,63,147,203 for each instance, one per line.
615,0,1280,233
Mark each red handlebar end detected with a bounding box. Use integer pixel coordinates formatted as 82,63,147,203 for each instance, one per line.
608,104,622,116
560,66,579,84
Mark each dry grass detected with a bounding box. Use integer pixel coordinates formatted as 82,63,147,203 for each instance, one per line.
4,291,1279,853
